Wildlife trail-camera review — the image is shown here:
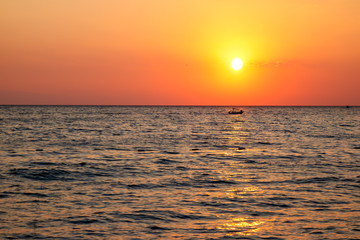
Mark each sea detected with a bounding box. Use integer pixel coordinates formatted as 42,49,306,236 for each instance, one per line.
0,106,359,240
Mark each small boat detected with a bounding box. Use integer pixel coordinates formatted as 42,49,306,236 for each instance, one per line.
228,108,243,114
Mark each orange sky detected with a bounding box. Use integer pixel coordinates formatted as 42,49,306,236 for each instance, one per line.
1,0,359,105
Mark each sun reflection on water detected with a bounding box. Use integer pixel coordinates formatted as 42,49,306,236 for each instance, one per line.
225,186,262,199
217,217,265,236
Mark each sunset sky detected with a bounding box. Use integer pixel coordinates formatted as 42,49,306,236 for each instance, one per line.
1,0,359,105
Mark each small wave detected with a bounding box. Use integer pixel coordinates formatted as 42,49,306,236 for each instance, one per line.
339,124,354,127
81,170,111,177
30,161,57,166
243,159,257,164
305,199,350,206
248,211,285,216
307,134,335,139
175,166,189,170
148,225,171,231
199,201,239,208
190,179,238,187
135,148,156,153
14,127,33,131
283,129,296,133
257,202,293,208
126,183,163,189
207,179,237,185
21,192,49,198
110,212,167,221
0,194,9,198
136,210,210,221
2,233,47,239
9,168,72,181
294,176,340,184
162,151,180,155
7,153,27,157
67,217,102,224
154,158,178,164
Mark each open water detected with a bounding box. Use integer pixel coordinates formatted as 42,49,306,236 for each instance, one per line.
0,106,359,239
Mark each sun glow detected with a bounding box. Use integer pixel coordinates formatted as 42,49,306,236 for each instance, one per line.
231,58,243,70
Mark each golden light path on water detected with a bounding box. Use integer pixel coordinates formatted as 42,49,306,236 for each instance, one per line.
218,218,265,236
208,114,300,237
207,123,269,237
218,186,269,236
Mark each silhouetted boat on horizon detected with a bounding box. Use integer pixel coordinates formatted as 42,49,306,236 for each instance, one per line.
228,108,243,114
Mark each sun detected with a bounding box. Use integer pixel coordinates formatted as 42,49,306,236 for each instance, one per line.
231,58,243,70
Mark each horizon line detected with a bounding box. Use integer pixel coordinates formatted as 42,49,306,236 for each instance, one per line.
0,104,358,107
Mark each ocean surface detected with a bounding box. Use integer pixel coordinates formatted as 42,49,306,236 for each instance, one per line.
0,106,359,239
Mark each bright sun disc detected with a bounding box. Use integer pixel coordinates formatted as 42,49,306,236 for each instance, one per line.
231,58,243,70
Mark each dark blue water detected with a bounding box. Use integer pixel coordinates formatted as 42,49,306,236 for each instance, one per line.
0,106,359,239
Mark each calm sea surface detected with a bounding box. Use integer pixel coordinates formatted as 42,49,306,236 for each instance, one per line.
0,106,359,239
